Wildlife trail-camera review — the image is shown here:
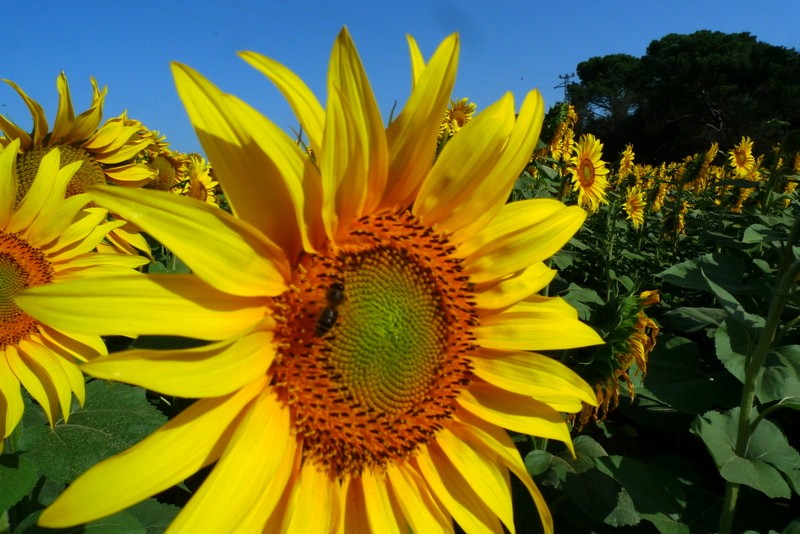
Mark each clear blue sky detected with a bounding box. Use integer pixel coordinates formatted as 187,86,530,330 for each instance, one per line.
3,1,798,155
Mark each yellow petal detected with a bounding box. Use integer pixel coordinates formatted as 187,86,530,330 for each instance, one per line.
323,28,389,233
453,410,554,534
476,297,603,351
281,463,340,534
436,427,515,532
38,327,107,362
168,388,293,533
0,352,24,439
38,377,266,528
452,90,545,243
8,149,69,235
81,329,274,398
460,200,586,284
3,78,48,146
5,345,58,426
473,262,556,310
382,34,459,209
51,72,76,141
414,95,513,231
18,340,73,422
470,348,597,410
88,185,289,297
406,34,426,88
27,196,95,250
0,108,32,149
239,51,325,155
458,380,575,455
0,139,20,227
386,463,451,534
360,469,403,534
171,62,310,260
61,78,106,143
414,442,504,533
16,274,270,340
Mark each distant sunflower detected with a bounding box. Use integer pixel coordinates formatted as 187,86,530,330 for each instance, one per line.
0,73,155,255
439,97,477,138
569,133,609,213
617,143,635,178
0,141,147,449
171,153,219,206
623,186,646,229
728,136,755,177
24,29,602,533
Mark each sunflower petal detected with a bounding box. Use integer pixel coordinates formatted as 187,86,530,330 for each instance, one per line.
3,79,48,146
0,353,24,439
382,34,459,209
52,72,76,141
171,62,309,260
361,469,403,534
0,139,20,227
459,200,586,284
471,348,597,410
414,95,513,230
38,377,266,529
16,274,270,340
415,442,504,533
80,329,274,398
168,388,292,533
473,262,556,310
453,410,554,534
406,34,426,88
476,297,604,351
457,380,575,454
4,345,58,426
386,463,451,534
436,427,515,532
18,340,73,422
281,463,340,534
87,185,289,297
239,51,325,155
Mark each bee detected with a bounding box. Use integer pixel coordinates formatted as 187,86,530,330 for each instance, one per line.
315,282,345,337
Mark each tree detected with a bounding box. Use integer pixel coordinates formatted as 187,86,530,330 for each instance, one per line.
567,31,800,163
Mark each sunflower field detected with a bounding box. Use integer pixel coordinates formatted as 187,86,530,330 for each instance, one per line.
1,30,799,534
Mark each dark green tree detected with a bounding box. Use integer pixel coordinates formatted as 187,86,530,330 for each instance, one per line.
567,31,800,162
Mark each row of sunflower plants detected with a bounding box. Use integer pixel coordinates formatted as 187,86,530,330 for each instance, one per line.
505,103,800,532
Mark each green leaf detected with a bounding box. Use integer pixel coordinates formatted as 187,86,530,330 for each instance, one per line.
743,223,789,244
0,453,37,514
658,253,748,292
664,306,726,332
691,408,800,498
127,499,180,533
20,381,167,484
701,270,764,327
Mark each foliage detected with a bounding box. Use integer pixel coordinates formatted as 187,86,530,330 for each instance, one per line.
568,31,800,162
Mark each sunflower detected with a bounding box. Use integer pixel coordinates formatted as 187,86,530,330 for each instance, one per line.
728,136,755,177
439,97,477,138
568,133,609,213
171,153,219,206
0,73,155,256
623,186,646,229
617,143,635,179
0,140,148,450
22,29,602,533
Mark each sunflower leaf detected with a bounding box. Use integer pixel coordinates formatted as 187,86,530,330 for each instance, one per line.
0,453,38,514
20,381,167,484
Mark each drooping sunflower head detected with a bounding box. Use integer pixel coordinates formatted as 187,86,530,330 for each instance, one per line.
568,133,610,213
28,28,604,533
617,143,635,178
0,140,147,444
623,186,646,229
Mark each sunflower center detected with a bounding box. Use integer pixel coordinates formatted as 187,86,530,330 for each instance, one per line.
578,158,596,186
272,210,476,477
15,145,105,206
146,155,179,191
0,231,54,350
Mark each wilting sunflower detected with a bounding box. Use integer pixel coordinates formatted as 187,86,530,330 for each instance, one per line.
0,73,155,256
22,29,602,533
0,140,147,449
623,186,646,229
439,97,477,138
568,133,609,213
728,136,755,177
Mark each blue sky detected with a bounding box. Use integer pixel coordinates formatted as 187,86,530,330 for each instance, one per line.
3,1,798,155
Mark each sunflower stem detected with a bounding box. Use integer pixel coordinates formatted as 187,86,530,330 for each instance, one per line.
717,211,800,534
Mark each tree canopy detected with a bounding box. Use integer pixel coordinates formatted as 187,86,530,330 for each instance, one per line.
567,31,800,162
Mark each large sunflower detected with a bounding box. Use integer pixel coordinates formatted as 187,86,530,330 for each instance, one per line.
22,29,603,533
0,72,155,255
0,140,147,449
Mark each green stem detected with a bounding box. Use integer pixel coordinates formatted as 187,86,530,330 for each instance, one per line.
718,213,800,534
